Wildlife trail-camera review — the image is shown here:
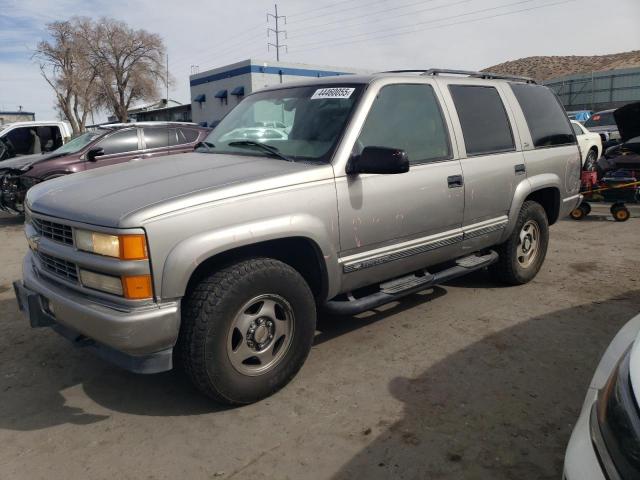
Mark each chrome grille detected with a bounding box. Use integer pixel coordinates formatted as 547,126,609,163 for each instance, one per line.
37,251,79,283
32,217,74,245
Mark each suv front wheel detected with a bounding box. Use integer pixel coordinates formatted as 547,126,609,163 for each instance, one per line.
179,258,317,405
492,201,549,285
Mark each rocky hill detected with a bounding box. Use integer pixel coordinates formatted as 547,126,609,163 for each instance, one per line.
483,50,640,82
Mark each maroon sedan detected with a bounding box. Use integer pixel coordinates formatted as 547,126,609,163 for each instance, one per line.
0,122,210,214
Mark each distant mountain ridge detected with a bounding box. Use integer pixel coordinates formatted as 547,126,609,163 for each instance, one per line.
483,50,640,82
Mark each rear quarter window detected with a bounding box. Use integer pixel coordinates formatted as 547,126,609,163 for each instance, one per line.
180,128,200,143
510,83,575,148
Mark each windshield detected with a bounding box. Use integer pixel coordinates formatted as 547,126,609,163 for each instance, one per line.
584,111,615,128
52,130,103,155
203,84,364,162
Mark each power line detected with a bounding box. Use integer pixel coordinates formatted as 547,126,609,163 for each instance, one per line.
171,30,266,71
289,0,575,54
286,0,387,20
287,0,472,41
289,0,394,25
287,0,438,34
291,0,538,51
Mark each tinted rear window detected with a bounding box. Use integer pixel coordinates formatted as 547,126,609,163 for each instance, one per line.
449,85,514,156
584,111,615,128
510,83,575,148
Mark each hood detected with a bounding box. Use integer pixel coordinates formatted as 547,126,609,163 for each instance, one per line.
0,152,56,171
26,152,333,227
614,101,640,143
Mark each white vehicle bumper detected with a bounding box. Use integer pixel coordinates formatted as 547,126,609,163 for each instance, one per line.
563,313,640,479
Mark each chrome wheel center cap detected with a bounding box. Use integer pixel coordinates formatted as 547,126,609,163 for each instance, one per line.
254,324,269,344
523,236,532,252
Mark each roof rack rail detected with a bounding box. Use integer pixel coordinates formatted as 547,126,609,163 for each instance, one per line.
380,68,536,84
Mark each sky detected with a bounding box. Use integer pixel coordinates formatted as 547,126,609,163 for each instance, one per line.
1,0,639,122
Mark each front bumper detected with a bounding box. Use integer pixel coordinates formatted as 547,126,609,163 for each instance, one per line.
15,252,180,373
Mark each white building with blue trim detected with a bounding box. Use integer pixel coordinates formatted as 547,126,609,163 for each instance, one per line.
189,59,369,126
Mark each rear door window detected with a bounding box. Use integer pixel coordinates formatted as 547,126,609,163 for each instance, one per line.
98,129,140,155
356,83,451,165
510,83,575,148
143,127,172,149
449,85,515,156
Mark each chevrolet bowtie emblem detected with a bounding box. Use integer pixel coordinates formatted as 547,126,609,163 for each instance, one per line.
26,234,40,252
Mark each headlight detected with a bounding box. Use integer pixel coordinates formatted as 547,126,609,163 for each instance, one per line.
75,230,148,260
592,348,640,478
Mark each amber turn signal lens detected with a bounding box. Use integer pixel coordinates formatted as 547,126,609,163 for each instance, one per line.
119,235,148,260
122,275,153,299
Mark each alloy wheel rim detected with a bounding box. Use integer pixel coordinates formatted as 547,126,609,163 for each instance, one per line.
517,220,540,268
226,294,294,376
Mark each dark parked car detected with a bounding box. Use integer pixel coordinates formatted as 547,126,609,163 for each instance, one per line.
0,122,210,214
597,101,640,175
584,109,620,148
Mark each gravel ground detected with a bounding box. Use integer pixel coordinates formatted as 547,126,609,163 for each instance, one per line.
0,205,639,480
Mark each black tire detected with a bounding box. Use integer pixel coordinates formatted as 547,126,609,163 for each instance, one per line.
491,201,549,285
611,205,630,222
178,258,316,405
570,204,586,220
582,202,592,216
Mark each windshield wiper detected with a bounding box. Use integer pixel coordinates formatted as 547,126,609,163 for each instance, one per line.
228,141,293,162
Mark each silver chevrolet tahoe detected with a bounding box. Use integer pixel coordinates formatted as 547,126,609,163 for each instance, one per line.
14,69,582,405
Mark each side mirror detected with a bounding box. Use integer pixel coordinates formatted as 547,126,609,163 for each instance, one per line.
86,147,104,162
347,146,409,175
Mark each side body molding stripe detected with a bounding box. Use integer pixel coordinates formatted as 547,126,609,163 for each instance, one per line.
339,216,508,273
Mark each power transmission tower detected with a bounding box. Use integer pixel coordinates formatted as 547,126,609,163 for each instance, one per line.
267,4,287,61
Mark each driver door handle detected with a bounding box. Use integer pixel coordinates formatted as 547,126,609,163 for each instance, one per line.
447,175,464,188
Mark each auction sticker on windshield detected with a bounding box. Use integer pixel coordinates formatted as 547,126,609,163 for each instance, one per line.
311,87,355,100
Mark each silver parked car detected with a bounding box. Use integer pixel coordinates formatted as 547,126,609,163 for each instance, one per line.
14,69,582,404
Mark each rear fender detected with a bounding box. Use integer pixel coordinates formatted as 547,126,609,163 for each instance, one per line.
500,173,562,240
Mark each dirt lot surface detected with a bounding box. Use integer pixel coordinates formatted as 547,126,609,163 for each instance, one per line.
0,205,639,480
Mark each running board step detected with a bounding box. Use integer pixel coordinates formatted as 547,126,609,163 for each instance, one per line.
323,250,498,316
380,272,435,294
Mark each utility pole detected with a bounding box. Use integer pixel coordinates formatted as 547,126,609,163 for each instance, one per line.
166,53,169,105
267,4,287,61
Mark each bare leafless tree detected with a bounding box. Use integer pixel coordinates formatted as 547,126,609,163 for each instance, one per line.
79,18,168,123
34,19,101,134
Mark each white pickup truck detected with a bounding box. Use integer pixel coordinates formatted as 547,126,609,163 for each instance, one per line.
0,121,72,161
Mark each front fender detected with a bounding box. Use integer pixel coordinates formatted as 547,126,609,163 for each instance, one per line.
160,214,340,300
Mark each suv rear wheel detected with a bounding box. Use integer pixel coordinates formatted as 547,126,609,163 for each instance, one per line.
491,201,549,285
179,258,316,405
